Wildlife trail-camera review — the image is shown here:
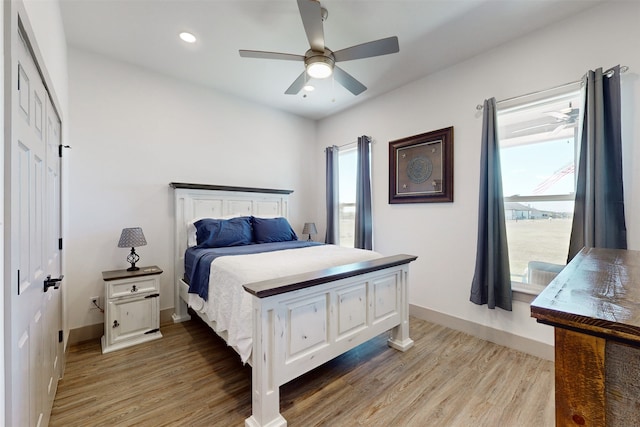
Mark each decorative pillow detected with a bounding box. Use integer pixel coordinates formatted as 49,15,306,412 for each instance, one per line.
194,216,253,248
252,216,298,243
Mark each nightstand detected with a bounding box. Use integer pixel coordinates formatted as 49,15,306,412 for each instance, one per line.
101,266,163,354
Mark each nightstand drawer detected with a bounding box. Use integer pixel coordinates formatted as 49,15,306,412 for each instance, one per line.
108,277,159,298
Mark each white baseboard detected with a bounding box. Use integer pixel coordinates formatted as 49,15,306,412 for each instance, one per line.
68,322,103,346
410,304,554,361
68,308,176,346
69,305,554,361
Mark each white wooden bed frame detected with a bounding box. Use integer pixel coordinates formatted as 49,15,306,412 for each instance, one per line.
171,183,416,427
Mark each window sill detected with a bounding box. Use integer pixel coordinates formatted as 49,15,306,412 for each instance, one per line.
512,281,545,304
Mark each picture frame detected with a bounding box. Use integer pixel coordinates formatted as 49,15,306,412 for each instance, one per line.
389,126,454,203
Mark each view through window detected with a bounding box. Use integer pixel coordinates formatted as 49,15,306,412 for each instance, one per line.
338,146,357,247
498,86,582,290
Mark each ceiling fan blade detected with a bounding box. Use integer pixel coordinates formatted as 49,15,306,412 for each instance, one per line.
297,0,325,52
285,71,307,95
239,50,305,61
544,111,569,120
551,124,567,136
333,66,366,95
512,123,554,134
333,36,399,62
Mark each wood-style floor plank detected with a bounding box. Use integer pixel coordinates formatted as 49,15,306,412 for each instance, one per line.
50,316,553,426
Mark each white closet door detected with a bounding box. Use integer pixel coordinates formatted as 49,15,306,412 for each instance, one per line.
7,28,63,427
42,92,63,420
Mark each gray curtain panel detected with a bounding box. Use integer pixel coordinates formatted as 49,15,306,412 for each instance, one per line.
325,145,339,244
355,136,373,250
568,66,627,261
470,98,512,311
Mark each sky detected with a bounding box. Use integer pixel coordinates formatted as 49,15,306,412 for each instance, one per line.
500,137,576,213
338,147,357,203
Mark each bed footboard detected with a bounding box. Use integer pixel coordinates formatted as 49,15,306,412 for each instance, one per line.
244,255,415,427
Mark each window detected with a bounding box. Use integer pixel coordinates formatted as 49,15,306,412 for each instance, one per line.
497,86,582,292
338,146,357,247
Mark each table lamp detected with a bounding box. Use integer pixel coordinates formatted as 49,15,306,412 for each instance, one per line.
118,227,147,271
302,222,317,241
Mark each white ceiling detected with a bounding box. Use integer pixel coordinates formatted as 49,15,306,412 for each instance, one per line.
59,0,603,120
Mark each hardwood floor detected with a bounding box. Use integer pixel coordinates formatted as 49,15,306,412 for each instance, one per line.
50,316,554,426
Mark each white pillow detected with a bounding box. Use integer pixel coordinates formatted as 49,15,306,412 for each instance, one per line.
186,218,203,247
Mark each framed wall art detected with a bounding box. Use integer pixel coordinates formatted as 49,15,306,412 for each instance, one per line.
389,126,454,203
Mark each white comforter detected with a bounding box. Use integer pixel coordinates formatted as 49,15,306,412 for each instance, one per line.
188,245,382,362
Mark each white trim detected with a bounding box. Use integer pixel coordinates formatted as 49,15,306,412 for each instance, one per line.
409,304,554,361
512,281,545,298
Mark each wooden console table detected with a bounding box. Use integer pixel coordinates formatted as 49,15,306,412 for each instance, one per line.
531,247,640,426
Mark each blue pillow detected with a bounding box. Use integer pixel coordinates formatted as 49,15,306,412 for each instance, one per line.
194,217,253,248
252,217,298,243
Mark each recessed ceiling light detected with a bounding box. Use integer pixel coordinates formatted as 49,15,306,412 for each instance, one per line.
303,84,315,92
179,32,197,43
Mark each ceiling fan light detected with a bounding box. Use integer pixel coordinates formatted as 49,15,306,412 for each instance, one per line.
306,58,333,79
179,32,197,43
303,84,315,92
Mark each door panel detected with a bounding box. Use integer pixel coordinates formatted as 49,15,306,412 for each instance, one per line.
13,29,47,427
17,140,32,294
15,330,30,424
43,93,63,416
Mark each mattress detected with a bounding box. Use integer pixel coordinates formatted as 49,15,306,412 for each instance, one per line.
185,240,323,299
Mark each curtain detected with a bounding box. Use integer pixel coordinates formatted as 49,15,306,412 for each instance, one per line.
355,136,373,250
325,145,339,244
470,98,512,311
567,66,627,261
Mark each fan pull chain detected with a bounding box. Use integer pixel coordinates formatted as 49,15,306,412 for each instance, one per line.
331,74,335,103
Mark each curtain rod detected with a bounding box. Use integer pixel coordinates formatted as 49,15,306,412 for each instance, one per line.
476,65,629,111
335,136,374,149
337,141,357,148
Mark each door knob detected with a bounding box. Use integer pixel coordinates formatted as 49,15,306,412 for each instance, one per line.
44,274,64,292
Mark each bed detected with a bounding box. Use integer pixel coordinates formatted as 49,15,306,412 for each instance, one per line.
170,182,416,427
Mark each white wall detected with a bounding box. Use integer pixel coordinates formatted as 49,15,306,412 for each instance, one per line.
21,0,68,116
315,1,640,348
66,49,317,331
1,0,5,418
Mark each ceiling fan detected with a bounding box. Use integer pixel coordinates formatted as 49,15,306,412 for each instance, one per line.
239,0,399,96
512,102,580,136
544,104,579,126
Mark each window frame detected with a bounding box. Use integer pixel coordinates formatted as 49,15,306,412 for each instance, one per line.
496,83,583,298
337,144,357,248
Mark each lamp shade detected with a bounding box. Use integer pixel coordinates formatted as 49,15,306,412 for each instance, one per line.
302,222,317,235
117,227,147,248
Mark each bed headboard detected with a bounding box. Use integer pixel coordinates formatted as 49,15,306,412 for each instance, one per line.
170,183,293,316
